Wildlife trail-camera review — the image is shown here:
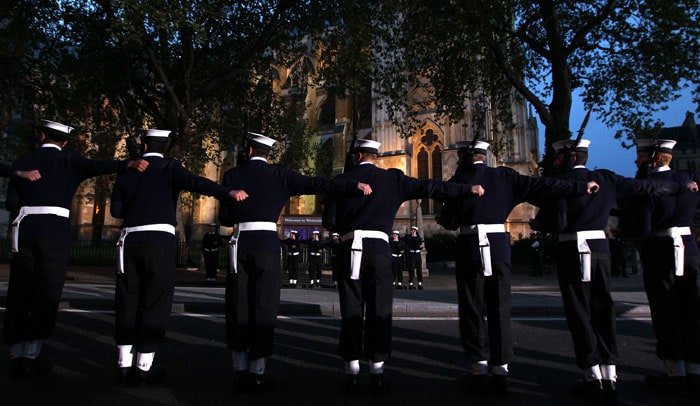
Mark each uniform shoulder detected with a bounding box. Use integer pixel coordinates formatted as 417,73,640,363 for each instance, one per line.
387,168,405,176
496,166,517,175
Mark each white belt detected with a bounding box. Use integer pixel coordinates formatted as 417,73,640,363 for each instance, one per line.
392,254,402,257
343,230,389,280
289,252,300,256
11,206,70,252
117,224,176,274
204,248,219,252
228,221,277,273
652,226,691,276
409,250,421,253
559,230,606,282
310,252,322,256
460,224,506,276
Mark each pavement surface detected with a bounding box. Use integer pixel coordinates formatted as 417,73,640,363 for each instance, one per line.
0,263,650,317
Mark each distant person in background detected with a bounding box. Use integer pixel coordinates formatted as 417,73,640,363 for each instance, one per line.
390,231,405,289
202,224,223,283
405,226,424,290
305,230,323,288
327,232,342,288
529,239,543,277
284,230,301,287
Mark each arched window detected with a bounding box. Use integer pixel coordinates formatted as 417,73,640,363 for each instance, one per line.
414,128,443,214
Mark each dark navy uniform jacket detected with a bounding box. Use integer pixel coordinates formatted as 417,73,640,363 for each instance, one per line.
624,169,699,257
534,167,683,254
219,158,360,253
323,162,475,257
7,145,130,213
110,154,232,246
1,163,14,177
284,237,301,255
306,238,323,256
390,238,404,257
440,162,590,266
405,234,423,252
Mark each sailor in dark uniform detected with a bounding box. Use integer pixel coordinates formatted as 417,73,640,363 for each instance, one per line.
438,140,600,395
284,230,301,287
4,119,148,380
0,164,41,181
218,132,371,393
622,138,700,395
110,129,247,385
305,230,323,287
532,138,689,401
327,232,342,288
389,230,405,289
202,224,223,283
322,139,485,394
405,226,424,289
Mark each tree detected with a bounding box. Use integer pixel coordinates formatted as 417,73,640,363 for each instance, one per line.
323,0,699,172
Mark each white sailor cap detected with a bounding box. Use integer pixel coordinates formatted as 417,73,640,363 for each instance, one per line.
352,139,381,154
141,129,171,139
248,132,276,151
392,230,400,234
312,230,320,234
289,230,298,234
636,138,676,154
411,226,418,231
457,140,489,155
40,120,74,140
332,232,340,237
552,139,591,153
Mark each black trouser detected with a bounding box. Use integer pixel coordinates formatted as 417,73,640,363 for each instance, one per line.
640,239,700,363
203,250,219,278
556,244,618,368
308,256,322,281
408,252,423,284
115,242,176,353
455,236,512,367
331,256,339,282
225,249,281,359
337,249,393,362
3,216,71,346
287,254,299,280
392,256,403,284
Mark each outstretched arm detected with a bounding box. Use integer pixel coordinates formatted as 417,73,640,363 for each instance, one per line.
14,170,41,181
229,189,248,201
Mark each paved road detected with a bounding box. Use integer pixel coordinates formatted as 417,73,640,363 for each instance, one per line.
1,311,696,406
0,263,650,317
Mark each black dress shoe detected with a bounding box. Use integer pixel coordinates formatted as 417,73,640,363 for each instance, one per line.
9,358,31,380
129,366,165,386
602,380,618,403
344,374,359,394
418,285,424,290
370,373,391,395
249,372,276,393
489,374,508,395
572,379,604,401
456,373,489,394
116,367,132,385
10,357,53,380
